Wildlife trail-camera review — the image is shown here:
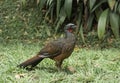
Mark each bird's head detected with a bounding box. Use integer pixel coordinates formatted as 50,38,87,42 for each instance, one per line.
64,23,76,33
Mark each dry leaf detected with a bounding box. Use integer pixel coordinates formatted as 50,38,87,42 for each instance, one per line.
15,73,26,79
67,66,76,73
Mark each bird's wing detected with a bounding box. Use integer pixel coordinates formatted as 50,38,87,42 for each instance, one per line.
63,40,75,52
38,39,63,58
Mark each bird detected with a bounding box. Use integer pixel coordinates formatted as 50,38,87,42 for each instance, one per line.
18,23,76,70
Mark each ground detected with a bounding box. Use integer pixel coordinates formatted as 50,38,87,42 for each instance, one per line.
0,41,120,83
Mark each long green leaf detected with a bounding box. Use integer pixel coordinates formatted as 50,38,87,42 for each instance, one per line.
108,0,116,10
75,2,83,34
118,4,120,13
64,0,72,19
56,0,61,19
116,2,120,14
80,25,86,44
55,8,66,33
39,0,46,10
87,14,94,31
77,3,83,33
95,8,103,21
89,0,96,11
110,12,119,38
91,0,107,12
47,0,53,6
21,0,26,6
98,9,109,40
55,16,66,34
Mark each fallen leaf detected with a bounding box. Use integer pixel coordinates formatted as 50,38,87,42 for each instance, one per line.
15,73,26,79
67,66,76,73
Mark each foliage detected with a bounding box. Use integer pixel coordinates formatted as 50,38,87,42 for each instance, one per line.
21,0,120,42
0,0,120,43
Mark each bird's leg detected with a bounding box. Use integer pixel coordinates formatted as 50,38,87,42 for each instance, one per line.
55,60,63,71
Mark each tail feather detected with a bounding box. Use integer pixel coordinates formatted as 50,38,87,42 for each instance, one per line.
18,55,43,68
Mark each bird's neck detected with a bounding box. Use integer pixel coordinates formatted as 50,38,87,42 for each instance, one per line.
65,30,75,39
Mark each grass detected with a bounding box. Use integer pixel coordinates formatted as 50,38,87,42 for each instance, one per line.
0,41,120,83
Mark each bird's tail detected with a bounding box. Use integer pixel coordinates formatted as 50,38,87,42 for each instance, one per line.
18,55,44,68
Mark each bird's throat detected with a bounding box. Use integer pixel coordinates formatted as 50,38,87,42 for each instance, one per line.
68,28,73,33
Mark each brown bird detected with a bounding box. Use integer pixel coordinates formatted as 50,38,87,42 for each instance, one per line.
18,23,76,70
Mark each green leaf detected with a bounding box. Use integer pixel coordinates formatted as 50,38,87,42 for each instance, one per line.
47,0,53,6
87,14,94,31
64,0,72,19
55,16,66,34
108,0,116,10
118,4,120,13
116,1,120,14
110,12,119,38
39,0,46,10
95,8,103,21
46,27,51,36
89,0,96,11
77,3,83,27
21,0,27,6
55,8,66,34
76,3,83,34
91,0,107,12
80,25,86,44
56,0,61,18
98,9,109,40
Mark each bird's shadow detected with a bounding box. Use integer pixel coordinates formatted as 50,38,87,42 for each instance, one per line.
25,66,75,74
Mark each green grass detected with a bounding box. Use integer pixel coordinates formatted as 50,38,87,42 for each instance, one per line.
0,41,120,83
